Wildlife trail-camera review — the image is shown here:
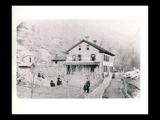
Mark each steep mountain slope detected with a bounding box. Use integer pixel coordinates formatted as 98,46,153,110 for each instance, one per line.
17,22,67,62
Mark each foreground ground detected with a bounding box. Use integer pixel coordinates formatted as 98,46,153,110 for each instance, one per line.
17,76,104,99
102,74,140,98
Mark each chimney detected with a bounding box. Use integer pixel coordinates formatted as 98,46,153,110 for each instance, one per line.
93,40,97,44
84,36,89,40
55,54,58,57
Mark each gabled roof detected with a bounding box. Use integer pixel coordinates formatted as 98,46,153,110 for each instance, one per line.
19,49,34,56
66,40,115,56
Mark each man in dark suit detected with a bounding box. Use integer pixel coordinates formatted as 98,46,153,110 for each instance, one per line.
86,78,90,93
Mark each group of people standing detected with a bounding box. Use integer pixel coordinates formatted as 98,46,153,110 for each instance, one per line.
50,75,62,87
38,71,62,87
38,71,91,93
37,71,45,79
50,75,91,93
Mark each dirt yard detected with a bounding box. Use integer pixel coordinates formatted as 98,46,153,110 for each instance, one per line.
17,75,104,99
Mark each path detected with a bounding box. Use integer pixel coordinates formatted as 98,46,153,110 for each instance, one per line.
85,74,112,98
102,75,141,98
102,76,123,98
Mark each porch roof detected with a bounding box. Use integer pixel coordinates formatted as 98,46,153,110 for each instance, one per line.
64,61,100,65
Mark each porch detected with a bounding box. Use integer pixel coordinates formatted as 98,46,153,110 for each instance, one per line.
64,61,100,75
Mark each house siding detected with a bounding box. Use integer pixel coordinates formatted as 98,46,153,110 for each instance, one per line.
102,53,114,75
23,55,34,63
67,42,101,62
66,41,114,75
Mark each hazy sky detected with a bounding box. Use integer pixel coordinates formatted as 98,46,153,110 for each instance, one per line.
17,19,141,53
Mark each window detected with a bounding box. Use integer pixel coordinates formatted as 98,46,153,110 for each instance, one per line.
79,45,81,51
108,56,109,62
91,54,96,61
106,55,107,61
30,57,31,63
78,66,82,72
72,65,76,72
106,66,107,72
72,55,76,61
104,55,105,61
55,61,57,64
87,45,89,50
77,54,82,61
103,66,105,72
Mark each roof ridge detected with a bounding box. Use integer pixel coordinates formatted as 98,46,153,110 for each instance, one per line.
66,39,115,56
84,40,115,56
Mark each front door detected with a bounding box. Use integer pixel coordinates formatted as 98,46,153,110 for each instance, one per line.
91,67,94,72
90,65,96,73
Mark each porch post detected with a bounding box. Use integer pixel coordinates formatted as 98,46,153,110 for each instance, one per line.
82,65,84,74
76,65,78,75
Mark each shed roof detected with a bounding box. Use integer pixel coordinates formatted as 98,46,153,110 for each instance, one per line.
66,40,115,56
18,62,33,67
52,56,66,61
52,57,66,61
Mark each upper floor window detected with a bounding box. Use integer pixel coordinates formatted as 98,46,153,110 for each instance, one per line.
106,55,107,61
87,45,89,50
30,57,31,63
104,55,109,62
79,45,81,51
91,54,96,61
72,55,76,61
77,54,82,61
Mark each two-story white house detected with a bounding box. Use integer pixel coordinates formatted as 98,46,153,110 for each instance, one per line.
65,39,115,76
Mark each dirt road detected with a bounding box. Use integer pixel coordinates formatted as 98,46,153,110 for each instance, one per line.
102,76,122,98
102,75,140,98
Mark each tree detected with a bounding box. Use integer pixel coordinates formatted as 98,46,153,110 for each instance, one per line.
30,64,36,98
59,65,73,98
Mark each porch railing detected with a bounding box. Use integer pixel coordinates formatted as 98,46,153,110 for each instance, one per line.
66,57,94,62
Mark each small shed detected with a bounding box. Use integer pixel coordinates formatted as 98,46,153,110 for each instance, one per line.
18,62,35,75
51,54,66,65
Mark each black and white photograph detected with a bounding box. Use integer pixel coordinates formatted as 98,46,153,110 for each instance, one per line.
12,6,148,114
16,19,141,99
